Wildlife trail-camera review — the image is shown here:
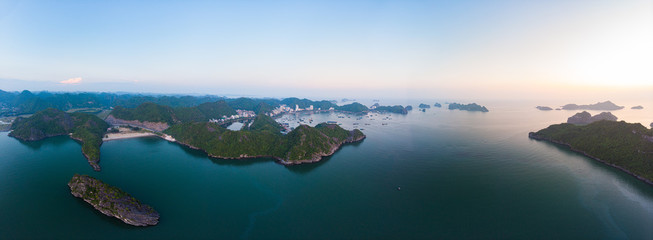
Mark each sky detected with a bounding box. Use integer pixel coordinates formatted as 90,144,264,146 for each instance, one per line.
0,0,652,100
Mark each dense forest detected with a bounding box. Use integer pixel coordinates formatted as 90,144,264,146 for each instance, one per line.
0,89,349,117
164,114,365,163
9,108,108,171
530,120,653,183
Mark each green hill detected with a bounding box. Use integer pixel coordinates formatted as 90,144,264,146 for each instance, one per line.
111,102,177,124
164,114,365,164
374,105,408,114
111,101,239,125
529,120,653,183
9,108,108,171
336,102,369,113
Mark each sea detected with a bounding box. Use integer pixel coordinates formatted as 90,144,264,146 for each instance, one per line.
1,99,652,239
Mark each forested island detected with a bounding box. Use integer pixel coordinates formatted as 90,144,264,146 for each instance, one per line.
68,174,159,226
9,108,108,171
530,120,653,184
164,114,365,164
418,104,430,109
373,105,408,114
434,103,442,108
448,103,489,112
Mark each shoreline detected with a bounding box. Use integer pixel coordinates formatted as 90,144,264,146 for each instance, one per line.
528,132,653,186
172,134,365,166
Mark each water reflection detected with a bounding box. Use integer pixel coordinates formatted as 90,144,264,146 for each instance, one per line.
13,135,73,150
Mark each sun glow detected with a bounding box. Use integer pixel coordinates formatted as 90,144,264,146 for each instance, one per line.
566,13,653,87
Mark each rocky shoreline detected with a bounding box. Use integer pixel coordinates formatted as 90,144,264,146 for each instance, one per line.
68,174,160,226
528,132,653,186
174,131,366,166
70,135,101,171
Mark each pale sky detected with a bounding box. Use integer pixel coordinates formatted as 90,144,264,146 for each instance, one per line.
0,0,651,100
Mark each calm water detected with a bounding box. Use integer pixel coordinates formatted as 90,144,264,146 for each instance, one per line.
1,100,653,239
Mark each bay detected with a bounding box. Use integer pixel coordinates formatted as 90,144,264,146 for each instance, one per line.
1,100,653,239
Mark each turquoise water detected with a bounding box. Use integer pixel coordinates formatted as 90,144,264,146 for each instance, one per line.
1,100,653,239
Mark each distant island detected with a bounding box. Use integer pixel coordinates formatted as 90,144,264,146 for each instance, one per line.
68,174,159,226
448,103,489,112
561,101,624,111
373,105,408,114
632,106,644,110
536,106,553,111
434,103,442,108
9,108,108,171
529,120,653,184
405,105,413,111
567,111,617,125
418,104,431,109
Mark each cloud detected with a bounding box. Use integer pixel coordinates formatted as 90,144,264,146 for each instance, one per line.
60,77,82,84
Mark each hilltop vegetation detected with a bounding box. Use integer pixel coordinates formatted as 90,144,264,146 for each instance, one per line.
9,108,108,171
336,102,369,113
111,103,177,124
110,101,240,125
0,90,226,117
530,120,653,183
68,174,159,226
164,114,365,163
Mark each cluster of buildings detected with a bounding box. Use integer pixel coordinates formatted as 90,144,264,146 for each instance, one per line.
209,104,336,124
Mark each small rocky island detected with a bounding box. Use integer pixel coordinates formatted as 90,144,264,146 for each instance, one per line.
567,111,617,125
561,100,624,110
68,174,159,226
536,106,553,111
434,103,442,108
418,103,431,109
632,105,644,110
448,103,489,112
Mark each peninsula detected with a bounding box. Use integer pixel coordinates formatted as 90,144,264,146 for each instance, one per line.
9,108,108,171
68,174,159,226
448,103,489,112
164,114,365,165
529,120,653,184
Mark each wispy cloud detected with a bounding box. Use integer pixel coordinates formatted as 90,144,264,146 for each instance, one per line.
60,77,82,84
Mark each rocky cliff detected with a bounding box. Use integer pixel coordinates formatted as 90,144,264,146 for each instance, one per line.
68,174,159,226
